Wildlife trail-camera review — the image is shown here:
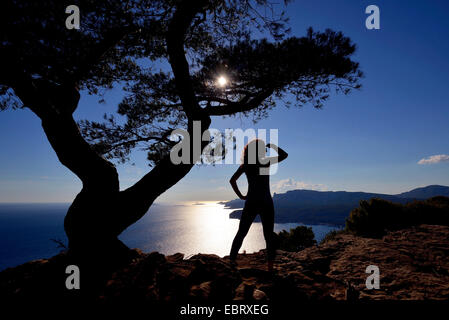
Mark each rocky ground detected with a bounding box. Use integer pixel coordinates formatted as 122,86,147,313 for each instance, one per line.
1,224,448,303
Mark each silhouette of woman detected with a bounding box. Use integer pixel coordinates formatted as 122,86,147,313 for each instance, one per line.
229,139,288,271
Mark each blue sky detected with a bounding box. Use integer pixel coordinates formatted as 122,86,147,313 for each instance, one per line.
1,0,449,203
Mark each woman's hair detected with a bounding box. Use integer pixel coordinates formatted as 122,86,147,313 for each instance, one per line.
241,139,266,165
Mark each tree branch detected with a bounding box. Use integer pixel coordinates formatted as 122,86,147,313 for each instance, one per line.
12,75,119,192
119,0,214,222
166,0,210,121
203,89,273,116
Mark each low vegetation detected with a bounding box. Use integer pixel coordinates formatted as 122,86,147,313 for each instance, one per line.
319,229,347,244
275,226,316,252
345,196,449,237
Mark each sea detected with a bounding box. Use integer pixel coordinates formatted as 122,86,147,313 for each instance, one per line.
0,202,338,271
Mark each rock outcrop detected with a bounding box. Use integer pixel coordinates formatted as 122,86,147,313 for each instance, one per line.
1,225,448,302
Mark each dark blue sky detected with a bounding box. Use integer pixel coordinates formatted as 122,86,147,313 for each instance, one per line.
1,0,449,202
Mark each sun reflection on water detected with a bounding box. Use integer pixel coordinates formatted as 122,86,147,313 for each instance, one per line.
120,201,337,258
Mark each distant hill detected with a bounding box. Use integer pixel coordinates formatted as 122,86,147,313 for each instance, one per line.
396,185,449,199
222,185,449,226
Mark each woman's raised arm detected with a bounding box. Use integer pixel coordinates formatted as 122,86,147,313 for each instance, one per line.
265,143,288,165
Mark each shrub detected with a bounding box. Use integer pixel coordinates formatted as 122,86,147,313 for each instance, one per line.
320,229,347,244
275,226,316,252
345,196,449,237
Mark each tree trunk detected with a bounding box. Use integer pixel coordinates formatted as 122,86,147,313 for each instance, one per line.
63,158,200,260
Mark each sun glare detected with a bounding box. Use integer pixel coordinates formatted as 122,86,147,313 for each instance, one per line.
217,76,228,87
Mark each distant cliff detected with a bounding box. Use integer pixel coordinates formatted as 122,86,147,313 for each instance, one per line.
222,185,449,226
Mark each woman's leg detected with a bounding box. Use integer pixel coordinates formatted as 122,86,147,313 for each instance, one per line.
230,203,257,260
260,200,275,266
